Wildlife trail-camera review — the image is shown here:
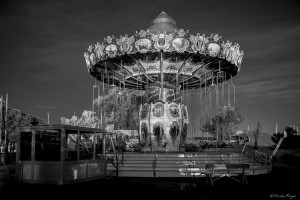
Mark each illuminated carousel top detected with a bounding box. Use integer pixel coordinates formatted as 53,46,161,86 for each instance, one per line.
84,11,244,90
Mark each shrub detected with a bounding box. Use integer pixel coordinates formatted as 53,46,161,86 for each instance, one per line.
130,141,148,152
271,127,300,150
185,140,201,152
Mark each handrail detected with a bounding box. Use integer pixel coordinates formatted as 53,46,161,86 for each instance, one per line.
107,132,123,177
119,152,124,167
152,154,157,178
107,133,117,160
271,133,287,158
241,142,247,153
254,151,272,170
188,153,193,175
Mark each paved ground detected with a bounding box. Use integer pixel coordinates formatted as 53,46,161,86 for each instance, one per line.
1,167,299,200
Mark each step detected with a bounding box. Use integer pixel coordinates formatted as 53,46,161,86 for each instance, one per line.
107,153,246,158
155,171,205,177
115,171,154,177
106,160,251,166
107,156,249,160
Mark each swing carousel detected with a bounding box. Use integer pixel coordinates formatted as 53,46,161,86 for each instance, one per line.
83,11,244,152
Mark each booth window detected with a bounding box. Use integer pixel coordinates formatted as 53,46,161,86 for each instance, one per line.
35,129,61,161
20,132,32,161
95,133,104,159
65,129,78,161
79,131,94,160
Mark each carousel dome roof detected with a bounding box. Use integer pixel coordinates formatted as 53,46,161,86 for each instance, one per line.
148,11,179,34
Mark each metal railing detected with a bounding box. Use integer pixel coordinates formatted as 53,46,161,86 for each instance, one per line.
152,154,157,178
106,133,124,177
254,151,272,172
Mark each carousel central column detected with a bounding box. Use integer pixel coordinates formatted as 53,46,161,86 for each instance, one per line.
140,84,188,152
159,50,164,151
139,48,189,152
160,51,164,100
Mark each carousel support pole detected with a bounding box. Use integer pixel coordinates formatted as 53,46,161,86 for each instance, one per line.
97,79,100,128
175,55,178,101
204,76,206,140
232,78,236,107
186,79,189,139
101,73,105,128
215,75,219,142
200,87,204,141
149,103,152,151
137,103,141,144
199,87,202,140
160,50,163,150
136,77,141,143
209,80,212,121
182,82,184,105
93,79,96,114
139,78,142,144
228,77,231,107
222,73,226,107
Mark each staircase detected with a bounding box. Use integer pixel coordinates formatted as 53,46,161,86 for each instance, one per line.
106,152,253,178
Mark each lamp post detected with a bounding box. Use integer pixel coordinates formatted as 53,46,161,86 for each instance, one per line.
0,91,8,165
0,95,3,145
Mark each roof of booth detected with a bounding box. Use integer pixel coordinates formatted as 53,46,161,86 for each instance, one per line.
16,124,107,132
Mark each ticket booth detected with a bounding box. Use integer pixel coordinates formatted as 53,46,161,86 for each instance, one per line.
15,125,106,185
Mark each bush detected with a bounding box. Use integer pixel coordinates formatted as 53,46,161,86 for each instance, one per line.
115,135,127,152
129,141,148,152
217,141,227,148
185,140,201,152
199,141,209,149
271,127,300,150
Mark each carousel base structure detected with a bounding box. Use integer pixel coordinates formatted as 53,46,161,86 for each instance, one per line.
139,101,189,153
106,152,272,184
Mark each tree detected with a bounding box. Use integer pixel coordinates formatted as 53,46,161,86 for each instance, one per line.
253,121,263,149
6,107,46,141
94,87,145,130
1,107,46,164
271,132,283,145
201,106,243,141
61,110,100,128
271,126,300,149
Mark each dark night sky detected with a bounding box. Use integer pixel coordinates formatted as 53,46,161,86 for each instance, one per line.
0,0,299,134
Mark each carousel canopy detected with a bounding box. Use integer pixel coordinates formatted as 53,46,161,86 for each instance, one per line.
148,11,178,34
84,11,244,90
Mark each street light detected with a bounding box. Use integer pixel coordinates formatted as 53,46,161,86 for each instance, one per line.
0,91,8,164
0,91,8,137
